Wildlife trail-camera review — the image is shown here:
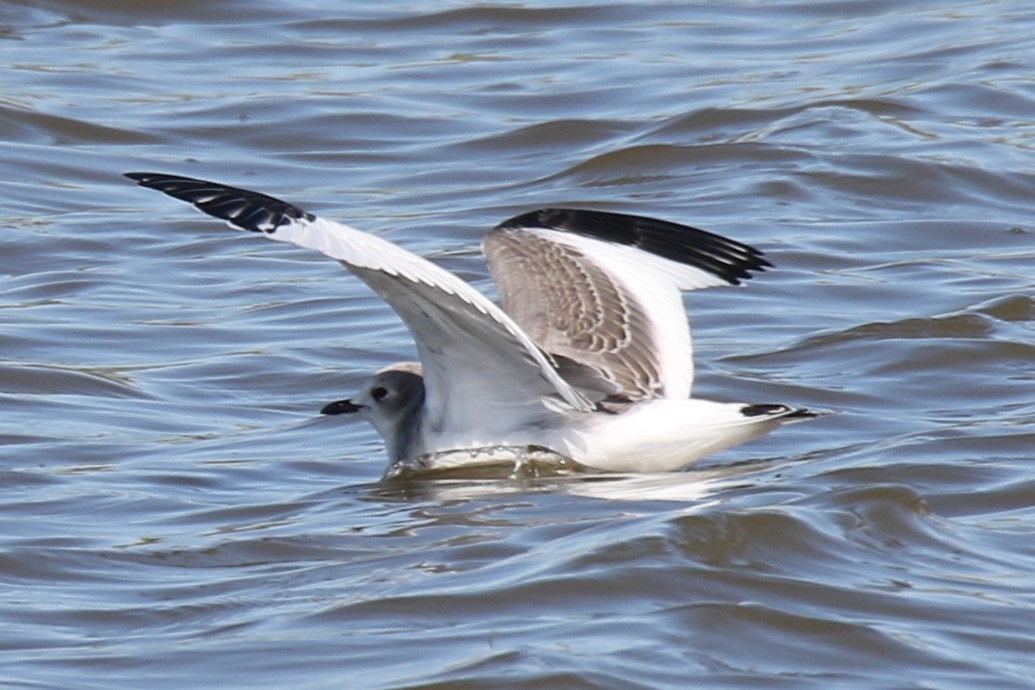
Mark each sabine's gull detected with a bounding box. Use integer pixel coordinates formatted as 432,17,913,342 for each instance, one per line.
126,172,816,473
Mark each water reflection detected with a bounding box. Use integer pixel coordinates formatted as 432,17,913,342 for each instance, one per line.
370,459,775,504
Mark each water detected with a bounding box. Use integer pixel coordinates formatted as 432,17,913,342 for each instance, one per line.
3,1,1035,688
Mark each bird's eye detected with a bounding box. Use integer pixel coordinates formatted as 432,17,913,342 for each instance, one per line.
371,386,389,401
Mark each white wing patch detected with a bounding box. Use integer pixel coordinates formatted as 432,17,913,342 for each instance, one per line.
267,216,595,424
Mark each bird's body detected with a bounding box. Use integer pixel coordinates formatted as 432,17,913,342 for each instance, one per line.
407,395,807,474
126,172,816,474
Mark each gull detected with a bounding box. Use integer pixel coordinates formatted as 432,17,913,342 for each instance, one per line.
126,172,816,473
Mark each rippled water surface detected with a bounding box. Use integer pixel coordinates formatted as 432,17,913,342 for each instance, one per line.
3,1,1035,688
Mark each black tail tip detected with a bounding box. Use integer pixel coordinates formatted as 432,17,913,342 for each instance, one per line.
740,404,822,420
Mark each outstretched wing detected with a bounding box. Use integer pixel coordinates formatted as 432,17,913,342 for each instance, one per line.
125,173,594,433
483,208,769,402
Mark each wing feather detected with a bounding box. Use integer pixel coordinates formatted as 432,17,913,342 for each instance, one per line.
484,209,768,402
125,173,594,430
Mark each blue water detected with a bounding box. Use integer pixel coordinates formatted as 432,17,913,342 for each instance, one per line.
2,1,1035,688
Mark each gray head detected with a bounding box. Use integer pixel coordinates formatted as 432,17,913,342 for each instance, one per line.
321,362,426,461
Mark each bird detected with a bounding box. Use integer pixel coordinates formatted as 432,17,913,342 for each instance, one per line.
126,172,816,474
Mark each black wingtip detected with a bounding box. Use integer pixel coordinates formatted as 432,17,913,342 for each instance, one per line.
125,171,314,234
497,208,770,285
